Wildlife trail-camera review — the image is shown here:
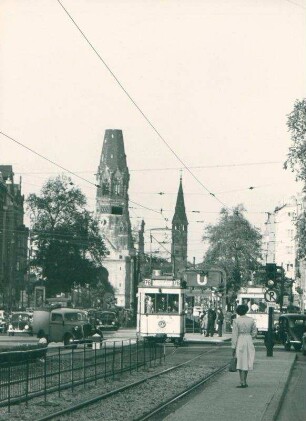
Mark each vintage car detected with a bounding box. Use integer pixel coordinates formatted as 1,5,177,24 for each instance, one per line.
278,313,306,354
7,312,33,336
0,316,7,333
89,310,120,331
32,308,103,346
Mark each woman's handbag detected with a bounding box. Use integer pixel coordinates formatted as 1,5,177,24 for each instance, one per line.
229,357,237,372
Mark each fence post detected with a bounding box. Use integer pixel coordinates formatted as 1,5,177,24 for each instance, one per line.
58,347,61,397
44,352,47,403
71,347,74,392
104,342,107,380
8,355,11,413
121,341,124,375
25,356,29,407
143,340,146,369
94,341,97,385
112,341,116,380
129,339,132,374
149,342,152,368
136,338,139,371
83,343,86,388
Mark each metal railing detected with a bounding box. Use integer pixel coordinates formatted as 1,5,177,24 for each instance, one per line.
0,339,164,412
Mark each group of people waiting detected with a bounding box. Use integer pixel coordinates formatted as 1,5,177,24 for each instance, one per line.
199,307,224,337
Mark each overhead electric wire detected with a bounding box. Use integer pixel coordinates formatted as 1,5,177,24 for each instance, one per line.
56,0,227,208
14,160,283,175
284,0,306,10
0,131,99,189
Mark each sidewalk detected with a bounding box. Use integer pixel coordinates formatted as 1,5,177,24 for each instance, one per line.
164,349,296,421
184,332,232,344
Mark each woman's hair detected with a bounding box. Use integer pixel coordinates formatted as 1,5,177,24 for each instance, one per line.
236,304,249,316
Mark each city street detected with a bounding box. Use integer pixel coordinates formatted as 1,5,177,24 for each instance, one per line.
277,354,306,421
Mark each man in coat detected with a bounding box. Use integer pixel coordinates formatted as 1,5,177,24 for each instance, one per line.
205,307,217,337
216,308,224,337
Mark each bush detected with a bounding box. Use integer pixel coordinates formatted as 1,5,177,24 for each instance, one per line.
0,343,47,364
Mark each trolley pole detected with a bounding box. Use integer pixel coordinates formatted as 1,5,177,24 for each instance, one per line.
265,306,274,357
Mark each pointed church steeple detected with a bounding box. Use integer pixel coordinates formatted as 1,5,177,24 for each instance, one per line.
171,176,188,277
172,175,187,225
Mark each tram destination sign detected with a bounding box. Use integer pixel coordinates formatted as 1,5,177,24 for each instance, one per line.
143,279,181,287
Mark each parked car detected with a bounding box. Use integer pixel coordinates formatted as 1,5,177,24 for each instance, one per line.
89,310,120,331
278,313,306,354
7,312,33,336
32,308,103,346
0,317,7,333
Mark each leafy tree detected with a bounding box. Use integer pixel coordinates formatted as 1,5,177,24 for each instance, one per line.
284,98,306,181
202,205,262,298
284,99,306,259
140,254,172,279
27,175,110,297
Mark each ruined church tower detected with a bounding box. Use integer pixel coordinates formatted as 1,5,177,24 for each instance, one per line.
171,177,188,277
96,129,135,308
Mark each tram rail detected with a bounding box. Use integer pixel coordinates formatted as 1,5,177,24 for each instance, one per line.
35,347,223,421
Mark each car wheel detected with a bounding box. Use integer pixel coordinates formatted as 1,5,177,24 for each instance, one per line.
293,343,302,352
64,333,76,348
37,331,49,343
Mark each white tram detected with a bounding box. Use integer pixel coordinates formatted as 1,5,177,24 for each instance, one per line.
137,275,186,344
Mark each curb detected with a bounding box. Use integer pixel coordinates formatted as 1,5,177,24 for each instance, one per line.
260,353,297,421
184,338,231,345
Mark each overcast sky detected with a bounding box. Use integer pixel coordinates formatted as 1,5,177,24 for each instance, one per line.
1,0,306,262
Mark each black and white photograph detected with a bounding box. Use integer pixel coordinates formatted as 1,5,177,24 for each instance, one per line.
0,1,306,420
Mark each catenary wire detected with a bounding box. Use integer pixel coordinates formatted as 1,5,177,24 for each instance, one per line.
0,131,99,189
56,0,227,208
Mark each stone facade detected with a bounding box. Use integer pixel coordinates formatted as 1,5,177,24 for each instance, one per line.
0,166,28,310
95,130,135,308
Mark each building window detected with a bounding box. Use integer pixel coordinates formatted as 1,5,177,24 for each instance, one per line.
102,181,110,195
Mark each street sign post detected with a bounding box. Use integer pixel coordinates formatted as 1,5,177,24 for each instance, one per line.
265,306,274,357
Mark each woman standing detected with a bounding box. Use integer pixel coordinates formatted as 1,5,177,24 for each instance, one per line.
231,304,257,388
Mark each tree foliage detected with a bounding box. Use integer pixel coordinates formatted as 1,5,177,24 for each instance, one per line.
202,205,262,295
27,175,110,297
284,98,306,181
284,99,306,260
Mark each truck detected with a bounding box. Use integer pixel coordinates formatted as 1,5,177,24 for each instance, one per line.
32,307,102,346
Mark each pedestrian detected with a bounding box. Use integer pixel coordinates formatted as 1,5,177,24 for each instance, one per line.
200,311,207,335
205,307,216,337
231,304,257,388
216,308,224,337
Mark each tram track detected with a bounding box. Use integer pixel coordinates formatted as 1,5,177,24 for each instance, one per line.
35,346,225,421
135,363,228,421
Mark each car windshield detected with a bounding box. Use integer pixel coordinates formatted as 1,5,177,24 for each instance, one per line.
288,317,306,328
97,312,116,322
11,313,30,322
64,312,88,322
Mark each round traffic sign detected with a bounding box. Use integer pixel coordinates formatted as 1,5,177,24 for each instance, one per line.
264,289,278,303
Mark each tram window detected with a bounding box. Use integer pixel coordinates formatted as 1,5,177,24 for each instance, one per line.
157,294,167,312
145,294,156,313
144,293,179,314
167,294,179,313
